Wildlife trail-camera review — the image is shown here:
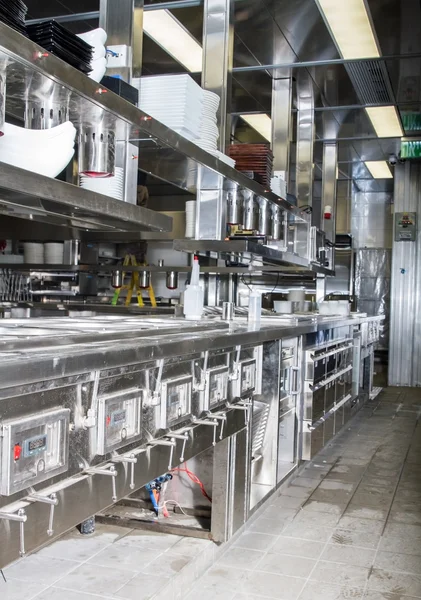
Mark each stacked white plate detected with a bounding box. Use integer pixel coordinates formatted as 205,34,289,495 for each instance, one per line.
271,177,287,198
194,90,220,152
45,242,64,264
185,200,196,239
80,167,124,200
23,242,44,264
138,75,203,141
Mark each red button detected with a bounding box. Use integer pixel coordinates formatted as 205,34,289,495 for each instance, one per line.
14,445,22,461
106,416,111,427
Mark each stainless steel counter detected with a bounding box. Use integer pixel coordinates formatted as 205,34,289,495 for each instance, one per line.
0,312,383,569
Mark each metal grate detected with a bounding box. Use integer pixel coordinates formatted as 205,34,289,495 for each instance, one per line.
251,400,270,457
346,60,395,105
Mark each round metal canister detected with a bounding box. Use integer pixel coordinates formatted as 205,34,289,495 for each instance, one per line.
166,271,179,290
25,99,68,130
225,181,244,226
243,190,259,231
139,270,150,289
257,196,271,236
111,270,123,289
78,126,115,177
271,205,284,241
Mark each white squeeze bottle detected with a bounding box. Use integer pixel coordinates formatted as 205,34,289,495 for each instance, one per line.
183,255,204,320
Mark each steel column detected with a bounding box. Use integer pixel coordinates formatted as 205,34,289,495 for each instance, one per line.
296,71,314,213
99,0,144,83
321,142,338,243
202,0,234,152
271,78,293,180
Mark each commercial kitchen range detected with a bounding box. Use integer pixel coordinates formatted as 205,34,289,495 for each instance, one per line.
0,311,382,569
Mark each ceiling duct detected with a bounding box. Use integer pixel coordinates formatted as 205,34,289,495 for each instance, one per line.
345,60,395,105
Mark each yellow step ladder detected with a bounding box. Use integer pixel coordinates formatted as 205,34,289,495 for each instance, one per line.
111,254,157,308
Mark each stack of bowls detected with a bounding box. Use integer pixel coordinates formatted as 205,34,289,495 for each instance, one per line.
185,200,196,238
0,121,76,178
80,167,124,200
44,242,64,265
23,242,44,264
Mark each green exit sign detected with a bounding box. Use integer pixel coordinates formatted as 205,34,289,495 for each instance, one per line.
401,139,421,159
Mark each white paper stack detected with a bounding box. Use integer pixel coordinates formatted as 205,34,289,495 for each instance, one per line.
44,243,64,265
185,200,196,239
23,242,44,264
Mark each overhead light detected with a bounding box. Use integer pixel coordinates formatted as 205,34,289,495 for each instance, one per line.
316,0,379,59
365,161,393,179
240,114,272,141
143,9,203,72
366,106,403,138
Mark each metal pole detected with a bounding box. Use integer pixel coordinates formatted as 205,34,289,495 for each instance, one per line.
202,0,234,152
271,77,293,179
296,71,314,212
321,143,338,243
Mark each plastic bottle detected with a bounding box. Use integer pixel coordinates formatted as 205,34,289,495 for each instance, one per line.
183,256,204,320
248,290,262,327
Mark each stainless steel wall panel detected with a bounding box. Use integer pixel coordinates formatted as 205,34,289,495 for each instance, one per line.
389,162,420,385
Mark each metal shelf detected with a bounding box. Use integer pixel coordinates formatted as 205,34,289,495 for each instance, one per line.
0,22,306,222
0,162,172,232
173,239,334,275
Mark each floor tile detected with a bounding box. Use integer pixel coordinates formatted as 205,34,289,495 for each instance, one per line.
367,568,421,597
113,572,171,600
320,544,376,568
336,516,385,535
234,532,278,552
273,495,306,509
218,547,265,570
33,589,113,600
141,551,191,578
248,516,288,535
374,551,421,575
330,528,381,549
246,570,305,599
88,544,162,571
171,537,211,558
186,588,234,600
282,486,313,499
254,552,316,578
378,535,421,556
282,522,335,542
4,556,80,585
289,477,321,490
343,505,389,521
36,526,129,563
0,578,48,600
114,531,182,552
292,511,339,528
270,536,325,559
199,565,248,593
364,592,418,600
303,499,347,515
299,581,364,600
310,561,370,587
57,563,136,596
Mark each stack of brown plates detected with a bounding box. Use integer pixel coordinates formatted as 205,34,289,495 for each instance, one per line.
228,144,273,187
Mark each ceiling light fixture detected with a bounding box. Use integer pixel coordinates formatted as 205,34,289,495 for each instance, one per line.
365,160,393,179
366,106,403,138
240,114,272,141
143,9,203,72
316,0,379,59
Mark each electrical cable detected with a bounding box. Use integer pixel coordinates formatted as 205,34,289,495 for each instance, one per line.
171,465,212,503
157,500,190,517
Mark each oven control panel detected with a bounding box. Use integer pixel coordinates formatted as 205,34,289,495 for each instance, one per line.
97,390,142,455
161,377,192,428
205,367,229,409
232,359,257,398
0,408,70,496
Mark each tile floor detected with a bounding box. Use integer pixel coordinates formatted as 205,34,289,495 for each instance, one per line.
1,387,421,600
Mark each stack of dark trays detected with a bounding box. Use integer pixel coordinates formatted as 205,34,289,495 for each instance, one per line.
228,144,273,188
0,0,28,36
27,21,93,74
